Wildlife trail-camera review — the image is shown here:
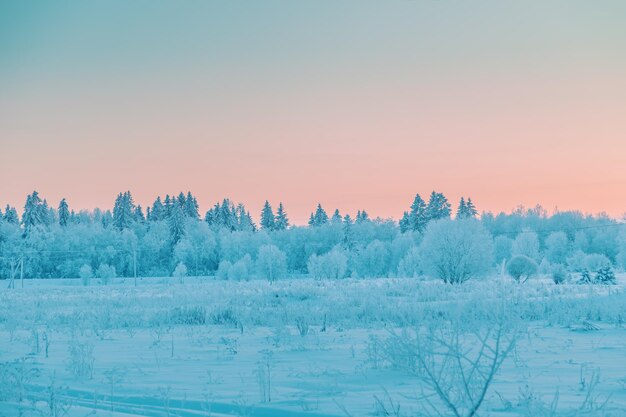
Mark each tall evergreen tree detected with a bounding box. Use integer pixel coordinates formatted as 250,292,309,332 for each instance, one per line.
236,203,256,231
425,191,451,222
164,195,173,218
409,193,428,232
168,200,186,244
274,203,289,230
356,210,369,223
58,198,70,227
112,191,136,230
135,205,146,222
185,192,199,219
260,201,275,230
150,197,165,221
331,209,342,224
466,198,478,218
399,211,410,233
456,197,468,218
342,214,355,249
22,191,46,233
312,204,329,226
4,205,18,224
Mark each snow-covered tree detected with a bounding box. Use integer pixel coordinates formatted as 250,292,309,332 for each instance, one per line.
260,200,275,231
409,193,428,232
425,191,451,222
309,204,329,227
58,198,70,227
256,244,287,281
149,196,165,221
185,192,199,219
420,218,493,284
4,205,19,224
22,191,46,234
168,201,186,244
275,203,289,230
112,191,136,230
331,209,342,224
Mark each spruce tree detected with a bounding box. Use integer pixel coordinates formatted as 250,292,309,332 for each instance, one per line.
399,211,410,233
168,201,186,244
275,203,289,230
466,198,478,218
331,209,342,224
150,197,165,221
112,191,136,230
58,198,70,227
456,197,468,219
260,201,275,230
135,205,145,222
22,191,45,233
185,192,199,219
313,204,329,226
425,191,451,222
4,205,18,224
308,213,316,227
409,193,428,232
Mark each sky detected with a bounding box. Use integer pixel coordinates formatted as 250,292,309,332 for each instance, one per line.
1,1,626,224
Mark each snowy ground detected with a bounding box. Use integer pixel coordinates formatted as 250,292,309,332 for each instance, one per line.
1,276,625,416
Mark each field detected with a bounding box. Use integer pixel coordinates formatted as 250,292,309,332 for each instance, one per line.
1,276,625,417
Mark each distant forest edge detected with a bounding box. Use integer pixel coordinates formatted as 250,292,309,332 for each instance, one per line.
0,190,624,282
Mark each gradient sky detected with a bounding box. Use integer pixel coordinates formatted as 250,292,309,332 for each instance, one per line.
1,1,626,224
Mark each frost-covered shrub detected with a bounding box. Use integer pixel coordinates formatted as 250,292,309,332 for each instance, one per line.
353,240,390,278
506,255,538,283
511,232,541,262
420,219,493,284
493,235,513,265
594,266,616,285
67,341,94,379
170,305,206,325
307,248,348,279
172,262,187,282
550,264,569,284
96,263,116,285
228,255,252,281
545,231,569,264
577,269,593,284
79,264,93,286
397,246,421,278
583,253,611,273
256,244,287,282
216,260,232,280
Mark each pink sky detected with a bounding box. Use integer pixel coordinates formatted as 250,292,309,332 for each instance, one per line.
1,2,626,223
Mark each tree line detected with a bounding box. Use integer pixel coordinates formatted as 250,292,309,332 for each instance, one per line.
0,190,624,282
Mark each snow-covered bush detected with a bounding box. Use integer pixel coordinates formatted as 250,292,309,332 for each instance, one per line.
66,341,94,379
550,263,569,284
216,260,232,280
172,262,187,282
96,263,116,285
583,253,611,273
545,231,569,264
307,248,348,279
353,240,390,278
228,255,252,281
420,219,493,284
79,264,93,286
506,255,538,283
493,235,513,265
594,266,616,285
256,244,287,282
397,246,421,278
511,232,541,262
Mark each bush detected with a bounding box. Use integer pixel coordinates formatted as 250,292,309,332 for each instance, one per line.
228,255,252,281
96,263,116,285
397,246,421,278
79,264,93,286
583,253,611,273
420,219,493,284
506,255,538,283
256,244,287,282
550,263,569,284
216,260,232,280
594,266,616,285
307,248,348,279
173,262,187,282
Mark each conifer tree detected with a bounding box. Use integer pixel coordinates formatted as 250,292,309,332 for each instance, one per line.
466,198,478,218
150,197,165,221
164,195,173,218
4,205,18,224
425,191,451,222
399,211,410,233
409,193,428,232
456,197,468,218
260,200,275,230
342,214,355,250
135,205,145,222
331,209,342,224
112,191,136,230
168,200,186,244
22,191,45,234
275,203,289,230
308,213,316,227
58,198,70,227
185,192,199,219
312,204,329,226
